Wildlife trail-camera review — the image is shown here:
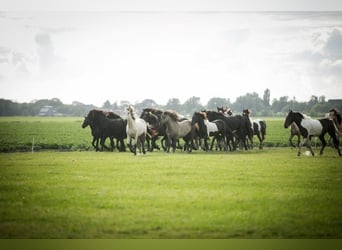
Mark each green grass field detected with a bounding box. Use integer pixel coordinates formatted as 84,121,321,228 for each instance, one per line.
0,116,293,152
1,149,342,238
0,117,342,238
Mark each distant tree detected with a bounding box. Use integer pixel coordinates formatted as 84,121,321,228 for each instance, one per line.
102,100,111,110
309,95,318,106
232,92,265,115
271,96,289,114
183,96,203,116
319,95,326,103
139,99,158,108
135,99,158,114
263,88,270,107
206,97,231,111
165,98,182,113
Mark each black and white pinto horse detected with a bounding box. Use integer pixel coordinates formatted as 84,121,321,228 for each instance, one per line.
242,109,266,149
162,111,192,153
82,109,126,151
284,110,341,156
126,105,148,155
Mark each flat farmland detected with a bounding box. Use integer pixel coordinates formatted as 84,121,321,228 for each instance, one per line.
0,117,342,238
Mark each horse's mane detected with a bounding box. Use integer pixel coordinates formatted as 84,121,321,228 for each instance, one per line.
105,111,121,119
164,110,179,121
142,108,163,115
89,109,121,119
288,110,304,119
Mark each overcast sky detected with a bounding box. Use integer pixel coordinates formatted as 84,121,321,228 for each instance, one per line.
1,1,342,106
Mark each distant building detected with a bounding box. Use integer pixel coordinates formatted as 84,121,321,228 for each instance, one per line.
328,99,342,111
38,105,61,116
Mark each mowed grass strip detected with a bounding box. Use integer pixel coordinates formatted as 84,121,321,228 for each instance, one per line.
0,149,341,238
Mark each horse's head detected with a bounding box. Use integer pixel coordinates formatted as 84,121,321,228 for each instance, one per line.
141,111,159,126
126,105,136,120
242,109,251,117
217,106,225,113
329,108,342,124
191,112,202,125
284,110,293,128
284,110,304,128
81,116,89,128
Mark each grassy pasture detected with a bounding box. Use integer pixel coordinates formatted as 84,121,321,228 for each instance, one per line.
0,116,342,238
1,149,342,238
0,116,298,152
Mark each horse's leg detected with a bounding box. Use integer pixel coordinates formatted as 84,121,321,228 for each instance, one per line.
92,136,99,151
257,132,263,149
165,136,171,153
210,136,215,151
127,135,134,154
141,134,146,154
297,137,305,156
110,137,115,152
118,138,126,152
318,134,327,155
172,139,177,153
296,135,300,147
301,137,314,156
100,136,106,151
289,133,294,147
307,137,315,156
327,130,342,156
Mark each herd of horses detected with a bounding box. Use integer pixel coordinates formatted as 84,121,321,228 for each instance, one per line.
82,106,342,157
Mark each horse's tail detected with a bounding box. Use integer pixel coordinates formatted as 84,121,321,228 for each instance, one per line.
260,120,266,136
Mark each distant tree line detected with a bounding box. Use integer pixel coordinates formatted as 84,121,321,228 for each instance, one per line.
1,89,341,117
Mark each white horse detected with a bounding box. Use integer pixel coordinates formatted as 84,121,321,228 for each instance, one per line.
126,106,147,155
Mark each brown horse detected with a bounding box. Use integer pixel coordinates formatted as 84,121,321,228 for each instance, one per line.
288,122,301,147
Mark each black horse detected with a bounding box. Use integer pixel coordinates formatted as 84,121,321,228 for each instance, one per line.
206,111,252,150
82,109,126,152
191,112,208,150
242,109,266,149
284,110,341,156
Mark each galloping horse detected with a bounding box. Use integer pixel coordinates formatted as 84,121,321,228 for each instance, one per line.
82,109,125,151
242,109,266,149
284,110,341,156
126,106,148,155
162,111,192,153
